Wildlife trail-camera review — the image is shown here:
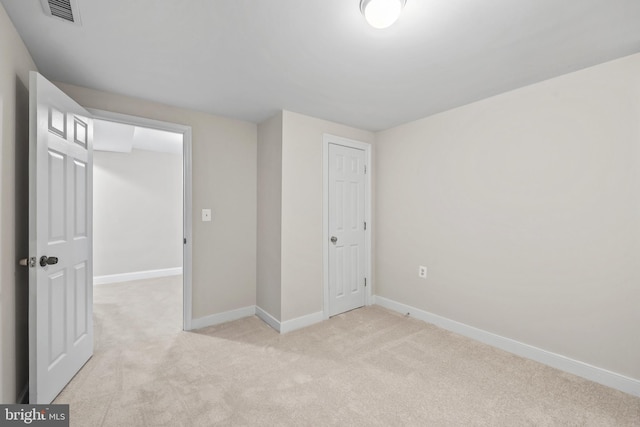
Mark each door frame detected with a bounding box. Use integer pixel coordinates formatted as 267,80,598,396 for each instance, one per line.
322,134,372,320
88,108,194,331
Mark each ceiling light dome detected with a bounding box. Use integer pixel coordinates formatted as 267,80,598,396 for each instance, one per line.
360,0,407,29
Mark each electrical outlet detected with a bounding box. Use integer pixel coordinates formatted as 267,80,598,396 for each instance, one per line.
418,266,427,279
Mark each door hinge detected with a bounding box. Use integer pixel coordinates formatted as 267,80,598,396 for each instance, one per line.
364,221,367,230
364,165,367,174
364,277,367,287
183,238,187,244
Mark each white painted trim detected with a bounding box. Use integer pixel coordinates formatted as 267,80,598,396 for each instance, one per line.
281,311,324,334
322,138,329,320
93,267,182,285
190,306,256,330
87,108,193,331
182,127,193,331
322,134,373,321
256,307,323,334
255,306,281,332
374,296,640,397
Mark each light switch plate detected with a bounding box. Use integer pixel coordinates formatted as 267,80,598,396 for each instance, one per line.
202,209,212,222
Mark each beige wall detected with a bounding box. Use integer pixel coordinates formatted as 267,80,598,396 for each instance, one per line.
375,53,640,380
280,111,374,321
0,3,37,403
56,82,257,319
257,112,283,320
93,149,182,277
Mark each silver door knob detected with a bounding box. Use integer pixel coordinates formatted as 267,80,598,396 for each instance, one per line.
330,236,337,244
39,256,59,267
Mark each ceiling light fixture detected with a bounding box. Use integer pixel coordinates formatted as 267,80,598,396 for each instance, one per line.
360,0,407,29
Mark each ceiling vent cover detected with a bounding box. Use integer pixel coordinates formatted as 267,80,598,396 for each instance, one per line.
40,0,82,25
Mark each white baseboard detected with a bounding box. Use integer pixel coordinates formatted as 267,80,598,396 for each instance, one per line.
256,306,281,332
280,311,324,334
190,306,256,330
190,305,322,333
255,307,324,334
93,267,182,285
374,295,640,398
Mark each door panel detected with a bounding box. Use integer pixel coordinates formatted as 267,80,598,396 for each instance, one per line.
328,143,366,316
73,160,88,237
73,263,88,342
29,71,93,404
48,271,67,366
48,150,66,241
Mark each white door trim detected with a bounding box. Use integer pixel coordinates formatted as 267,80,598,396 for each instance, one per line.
322,134,372,320
87,109,194,331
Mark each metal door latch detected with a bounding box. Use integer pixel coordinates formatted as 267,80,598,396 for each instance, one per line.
19,257,37,268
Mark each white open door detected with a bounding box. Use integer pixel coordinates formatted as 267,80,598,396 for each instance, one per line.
28,71,93,403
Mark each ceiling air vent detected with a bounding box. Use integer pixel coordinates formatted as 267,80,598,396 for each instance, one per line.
40,0,82,25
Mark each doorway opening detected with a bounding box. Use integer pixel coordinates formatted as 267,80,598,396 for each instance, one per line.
90,110,193,332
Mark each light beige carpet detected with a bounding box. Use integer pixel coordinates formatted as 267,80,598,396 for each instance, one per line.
55,276,640,426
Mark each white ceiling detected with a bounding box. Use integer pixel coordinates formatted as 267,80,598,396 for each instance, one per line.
3,0,640,131
94,120,182,154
